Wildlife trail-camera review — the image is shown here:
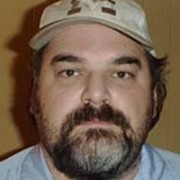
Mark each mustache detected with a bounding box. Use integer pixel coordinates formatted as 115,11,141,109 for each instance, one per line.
61,104,131,136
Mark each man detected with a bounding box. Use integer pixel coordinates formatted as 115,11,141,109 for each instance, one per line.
0,0,179,179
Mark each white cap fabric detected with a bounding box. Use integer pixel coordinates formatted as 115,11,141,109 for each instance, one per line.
29,0,154,54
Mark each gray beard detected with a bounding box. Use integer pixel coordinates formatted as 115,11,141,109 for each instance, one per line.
40,104,151,180
67,126,129,173
47,126,141,180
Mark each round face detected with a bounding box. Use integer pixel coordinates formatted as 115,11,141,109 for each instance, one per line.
34,24,155,179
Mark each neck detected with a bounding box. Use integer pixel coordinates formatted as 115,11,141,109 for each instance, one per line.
41,145,140,180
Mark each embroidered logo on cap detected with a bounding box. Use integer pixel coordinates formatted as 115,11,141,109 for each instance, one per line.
68,0,116,16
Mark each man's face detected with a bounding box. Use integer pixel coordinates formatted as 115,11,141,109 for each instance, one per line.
35,24,155,179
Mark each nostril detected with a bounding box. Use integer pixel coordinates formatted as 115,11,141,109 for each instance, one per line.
83,98,91,105
103,99,110,105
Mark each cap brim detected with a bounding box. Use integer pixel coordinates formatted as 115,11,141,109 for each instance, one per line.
29,17,153,50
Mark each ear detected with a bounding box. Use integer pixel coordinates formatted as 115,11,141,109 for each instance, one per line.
29,78,39,119
29,94,35,115
152,86,158,119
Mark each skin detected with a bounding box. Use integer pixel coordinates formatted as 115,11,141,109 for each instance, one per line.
35,23,157,179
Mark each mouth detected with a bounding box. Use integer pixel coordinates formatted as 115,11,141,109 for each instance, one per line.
81,118,114,128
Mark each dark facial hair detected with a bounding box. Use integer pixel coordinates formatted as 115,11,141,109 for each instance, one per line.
44,104,148,180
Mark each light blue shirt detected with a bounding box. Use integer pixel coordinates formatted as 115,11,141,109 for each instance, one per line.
0,144,179,180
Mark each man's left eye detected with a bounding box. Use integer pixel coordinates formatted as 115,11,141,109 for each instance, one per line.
60,69,79,77
113,71,134,80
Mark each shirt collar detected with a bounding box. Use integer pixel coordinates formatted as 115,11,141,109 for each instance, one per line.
20,144,53,180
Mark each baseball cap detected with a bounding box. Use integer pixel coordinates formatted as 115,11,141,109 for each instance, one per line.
29,0,155,55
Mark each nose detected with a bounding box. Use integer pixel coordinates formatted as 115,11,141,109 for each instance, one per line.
81,73,111,106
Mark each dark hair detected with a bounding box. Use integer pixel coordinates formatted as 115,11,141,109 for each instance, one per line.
145,51,168,128
31,47,168,128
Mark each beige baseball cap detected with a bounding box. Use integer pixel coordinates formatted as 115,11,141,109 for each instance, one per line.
29,0,155,55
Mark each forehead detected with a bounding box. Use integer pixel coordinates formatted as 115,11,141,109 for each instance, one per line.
43,23,147,65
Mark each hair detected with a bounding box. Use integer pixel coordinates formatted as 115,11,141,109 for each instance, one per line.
30,46,168,128
145,51,168,128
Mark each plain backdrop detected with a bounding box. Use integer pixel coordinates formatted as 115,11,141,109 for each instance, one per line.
0,0,179,158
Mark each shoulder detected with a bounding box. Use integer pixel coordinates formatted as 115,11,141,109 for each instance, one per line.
143,144,180,179
0,146,36,180
144,144,180,164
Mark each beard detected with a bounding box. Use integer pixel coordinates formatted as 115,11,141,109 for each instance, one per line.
38,103,152,180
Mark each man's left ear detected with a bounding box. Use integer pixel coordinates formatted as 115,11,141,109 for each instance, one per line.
152,86,158,119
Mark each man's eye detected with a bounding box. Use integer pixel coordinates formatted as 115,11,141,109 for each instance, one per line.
59,69,79,77
113,71,134,80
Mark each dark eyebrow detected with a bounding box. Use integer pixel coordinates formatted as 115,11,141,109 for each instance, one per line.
51,54,82,65
113,56,142,69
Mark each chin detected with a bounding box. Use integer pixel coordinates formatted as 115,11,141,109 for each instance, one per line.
47,125,141,180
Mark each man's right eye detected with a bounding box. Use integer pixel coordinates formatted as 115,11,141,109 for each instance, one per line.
59,69,79,78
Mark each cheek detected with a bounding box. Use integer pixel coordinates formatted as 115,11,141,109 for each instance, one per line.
38,78,83,126
111,84,152,130
37,82,83,145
